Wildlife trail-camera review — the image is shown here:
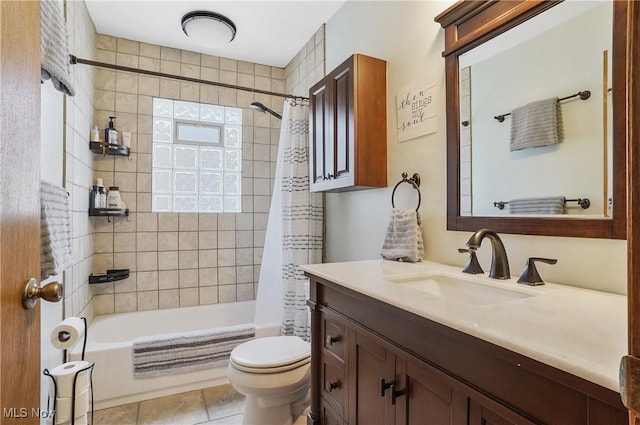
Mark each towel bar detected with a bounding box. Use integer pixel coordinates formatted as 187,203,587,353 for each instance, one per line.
494,90,591,122
494,198,590,210
391,172,421,211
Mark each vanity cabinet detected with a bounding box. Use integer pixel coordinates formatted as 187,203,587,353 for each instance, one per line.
306,274,627,425
308,54,387,192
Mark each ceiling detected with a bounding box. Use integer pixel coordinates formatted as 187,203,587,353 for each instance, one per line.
85,1,345,69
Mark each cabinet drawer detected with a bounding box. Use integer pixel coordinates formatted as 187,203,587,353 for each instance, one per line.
322,358,346,415
323,316,346,362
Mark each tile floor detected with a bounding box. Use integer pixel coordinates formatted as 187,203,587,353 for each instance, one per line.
92,384,308,425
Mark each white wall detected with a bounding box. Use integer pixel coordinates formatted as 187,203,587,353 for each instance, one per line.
324,1,627,294
40,82,65,420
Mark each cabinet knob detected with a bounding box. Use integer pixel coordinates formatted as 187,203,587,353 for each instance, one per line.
325,380,340,393
326,334,340,346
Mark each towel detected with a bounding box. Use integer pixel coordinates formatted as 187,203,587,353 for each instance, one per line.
41,181,73,280
41,0,75,96
133,324,255,379
510,97,562,151
508,196,566,214
380,209,425,263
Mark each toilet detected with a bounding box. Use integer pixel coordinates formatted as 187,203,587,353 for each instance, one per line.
227,335,311,425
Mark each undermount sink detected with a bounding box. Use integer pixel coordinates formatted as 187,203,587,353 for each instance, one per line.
386,272,538,305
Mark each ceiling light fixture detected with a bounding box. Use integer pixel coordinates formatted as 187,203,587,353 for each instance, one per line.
181,11,237,49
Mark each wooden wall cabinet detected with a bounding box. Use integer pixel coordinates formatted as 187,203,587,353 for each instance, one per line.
306,275,627,425
309,54,387,192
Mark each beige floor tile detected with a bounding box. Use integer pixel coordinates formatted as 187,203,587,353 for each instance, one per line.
202,384,245,421
93,402,139,425
137,390,209,425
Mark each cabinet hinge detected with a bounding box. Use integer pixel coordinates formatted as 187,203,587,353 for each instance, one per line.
620,355,640,413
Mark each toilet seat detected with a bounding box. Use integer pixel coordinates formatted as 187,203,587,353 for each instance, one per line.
230,336,310,374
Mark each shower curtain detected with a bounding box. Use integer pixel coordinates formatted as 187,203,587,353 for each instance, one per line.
280,98,323,341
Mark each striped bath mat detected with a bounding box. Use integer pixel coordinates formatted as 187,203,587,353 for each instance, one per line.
132,324,255,379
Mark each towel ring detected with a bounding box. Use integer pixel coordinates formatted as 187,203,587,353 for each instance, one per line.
391,172,421,211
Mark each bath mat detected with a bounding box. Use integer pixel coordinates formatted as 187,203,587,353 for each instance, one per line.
132,323,255,379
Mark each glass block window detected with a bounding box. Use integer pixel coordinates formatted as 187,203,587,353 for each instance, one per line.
152,98,242,213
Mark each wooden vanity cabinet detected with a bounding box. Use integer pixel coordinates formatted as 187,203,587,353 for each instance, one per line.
308,54,387,192
306,275,627,425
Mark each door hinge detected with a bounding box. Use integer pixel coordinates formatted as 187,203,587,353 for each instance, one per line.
620,355,640,413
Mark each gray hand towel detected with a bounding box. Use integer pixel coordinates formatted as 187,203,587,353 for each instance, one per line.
380,209,425,263
41,181,73,280
510,97,562,151
41,0,75,96
509,196,566,214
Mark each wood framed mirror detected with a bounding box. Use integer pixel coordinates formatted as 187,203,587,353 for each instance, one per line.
435,0,627,239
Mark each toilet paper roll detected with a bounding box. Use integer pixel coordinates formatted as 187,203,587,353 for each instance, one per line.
54,390,89,423
50,317,85,350
48,361,91,398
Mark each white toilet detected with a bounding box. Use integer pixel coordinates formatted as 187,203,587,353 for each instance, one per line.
227,335,311,425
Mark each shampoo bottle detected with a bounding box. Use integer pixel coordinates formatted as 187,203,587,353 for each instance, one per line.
105,116,118,146
96,178,107,208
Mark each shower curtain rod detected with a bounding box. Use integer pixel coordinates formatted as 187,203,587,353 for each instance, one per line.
69,55,308,100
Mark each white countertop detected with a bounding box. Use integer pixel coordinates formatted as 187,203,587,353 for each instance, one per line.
301,259,627,392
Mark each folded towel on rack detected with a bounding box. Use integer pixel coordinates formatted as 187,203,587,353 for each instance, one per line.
41,0,75,96
510,97,562,151
41,181,73,280
509,196,566,214
132,324,255,379
380,209,425,263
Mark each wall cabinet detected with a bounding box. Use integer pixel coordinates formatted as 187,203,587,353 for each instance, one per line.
306,276,627,425
309,54,387,192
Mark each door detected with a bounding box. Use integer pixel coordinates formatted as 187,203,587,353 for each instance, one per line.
627,0,640,424
0,1,42,424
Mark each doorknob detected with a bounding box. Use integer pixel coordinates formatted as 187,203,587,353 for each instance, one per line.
22,278,63,309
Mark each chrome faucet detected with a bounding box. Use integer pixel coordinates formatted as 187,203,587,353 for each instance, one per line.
465,229,511,279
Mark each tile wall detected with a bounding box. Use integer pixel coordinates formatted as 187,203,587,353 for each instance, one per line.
64,0,98,319
285,25,326,97
90,35,285,314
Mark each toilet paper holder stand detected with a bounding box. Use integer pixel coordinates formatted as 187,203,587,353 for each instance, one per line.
43,317,94,425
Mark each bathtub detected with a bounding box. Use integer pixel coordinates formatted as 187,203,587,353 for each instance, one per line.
69,301,280,410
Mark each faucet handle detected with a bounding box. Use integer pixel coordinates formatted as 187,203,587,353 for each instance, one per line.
517,257,557,286
458,248,484,275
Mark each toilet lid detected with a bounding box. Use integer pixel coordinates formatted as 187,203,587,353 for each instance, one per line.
230,336,310,370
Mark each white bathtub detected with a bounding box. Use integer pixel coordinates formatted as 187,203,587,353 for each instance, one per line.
69,301,280,410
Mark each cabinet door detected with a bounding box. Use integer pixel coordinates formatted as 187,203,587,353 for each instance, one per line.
395,355,468,425
309,79,332,191
348,330,395,425
330,59,354,187
468,399,537,425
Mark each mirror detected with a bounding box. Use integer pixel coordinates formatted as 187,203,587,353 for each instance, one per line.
436,0,627,239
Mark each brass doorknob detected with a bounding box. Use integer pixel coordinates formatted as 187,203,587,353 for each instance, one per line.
22,278,63,309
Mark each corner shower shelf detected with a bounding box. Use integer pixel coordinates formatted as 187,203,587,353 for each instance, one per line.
89,269,130,284
89,141,130,156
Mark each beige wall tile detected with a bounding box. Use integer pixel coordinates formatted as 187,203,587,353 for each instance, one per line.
218,231,236,249
94,233,113,253
93,294,115,315
219,87,237,106
137,252,158,271
181,50,201,65
179,231,199,250
159,213,179,231
237,283,254,301
114,232,136,253
199,286,218,305
160,46,181,62
179,288,199,307
96,34,116,51
179,269,199,288
159,231,178,251
201,55,220,69
198,268,217,286
219,285,236,303
139,57,160,72
159,270,179,289
218,249,235,267
137,212,158,231
179,250,199,269
137,291,158,311
139,76,160,96
199,231,217,249
236,248,253,266
117,38,139,55
179,213,199,231
158,250,178,270
159,289,179,309
199,249,218,269
137,271,159,291
137,232,158,252
140,43,160,59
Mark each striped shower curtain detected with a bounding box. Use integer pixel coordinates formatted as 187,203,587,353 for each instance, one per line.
280,98,323,341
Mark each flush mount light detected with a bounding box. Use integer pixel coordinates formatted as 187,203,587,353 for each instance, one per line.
181,11,237,48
